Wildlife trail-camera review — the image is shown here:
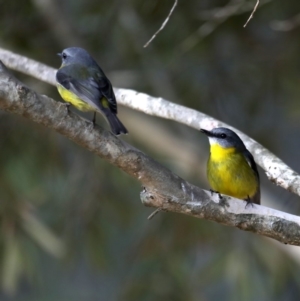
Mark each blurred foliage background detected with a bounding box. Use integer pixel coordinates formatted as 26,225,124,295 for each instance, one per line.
1,0,300,300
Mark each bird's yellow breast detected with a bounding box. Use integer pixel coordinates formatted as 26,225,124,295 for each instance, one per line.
57,84,94,112
209,143,236,160
207,143,258,200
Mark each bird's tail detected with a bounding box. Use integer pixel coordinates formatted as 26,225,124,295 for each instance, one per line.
105,111,128,135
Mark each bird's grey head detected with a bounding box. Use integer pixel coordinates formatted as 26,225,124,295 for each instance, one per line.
201,127,246,150
57,47,96,67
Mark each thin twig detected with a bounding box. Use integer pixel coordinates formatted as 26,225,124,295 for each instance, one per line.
147,208,162,220
144,0,178,47
244,0,259,27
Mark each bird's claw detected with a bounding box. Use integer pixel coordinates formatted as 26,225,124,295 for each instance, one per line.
210,189,223,200
245,196,254,208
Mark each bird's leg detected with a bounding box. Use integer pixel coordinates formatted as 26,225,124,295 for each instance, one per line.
86,112,96,130
61,102,71,116
209,189,229,207
245,196,254,208
92,112,96,126
66,103,70,113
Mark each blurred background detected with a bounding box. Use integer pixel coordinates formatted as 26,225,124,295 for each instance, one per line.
1,0,300,300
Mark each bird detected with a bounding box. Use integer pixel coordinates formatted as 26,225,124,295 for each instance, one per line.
56,47,128,135
201,127,260,205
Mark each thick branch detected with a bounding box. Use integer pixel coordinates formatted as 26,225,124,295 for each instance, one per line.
0,47,300,197
0,62,299,246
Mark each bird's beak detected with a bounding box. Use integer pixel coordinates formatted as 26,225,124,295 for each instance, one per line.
57,53,62,57
200,129,211,136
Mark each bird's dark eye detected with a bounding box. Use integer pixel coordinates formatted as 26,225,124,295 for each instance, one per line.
220,133,226,138
62,53,67,59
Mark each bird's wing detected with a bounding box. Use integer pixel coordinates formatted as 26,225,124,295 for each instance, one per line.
56,65,117,113
244,150,260,204
94,72,117,114
244,150,259,180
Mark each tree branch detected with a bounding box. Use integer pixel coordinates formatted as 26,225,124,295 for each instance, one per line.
0,47,299,198
0,61,300,245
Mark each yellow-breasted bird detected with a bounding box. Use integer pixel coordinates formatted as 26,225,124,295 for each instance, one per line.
201,127,260,205
56,47,128,135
